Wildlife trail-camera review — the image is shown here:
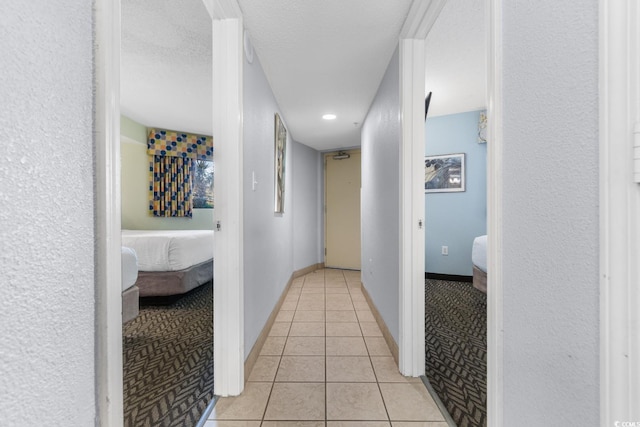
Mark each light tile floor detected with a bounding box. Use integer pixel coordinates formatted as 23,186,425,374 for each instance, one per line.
206,269,448,427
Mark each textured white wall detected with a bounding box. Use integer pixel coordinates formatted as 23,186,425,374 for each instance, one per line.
243,52,322,356
361,47,401,343
0,1,96,425
502,1,599,424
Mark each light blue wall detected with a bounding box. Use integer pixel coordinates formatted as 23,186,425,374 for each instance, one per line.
361,46,401,344
243,51,322,357
425,110,486,276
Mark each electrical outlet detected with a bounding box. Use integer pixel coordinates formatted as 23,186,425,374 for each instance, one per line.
441,246,448,256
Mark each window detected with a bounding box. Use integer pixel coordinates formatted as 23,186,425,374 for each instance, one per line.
193,160,214,209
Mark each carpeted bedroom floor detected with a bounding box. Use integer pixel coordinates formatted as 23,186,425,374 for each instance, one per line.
123,281,213,427
425,278,487,427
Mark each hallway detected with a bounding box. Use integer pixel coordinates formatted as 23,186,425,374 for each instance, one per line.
206,268,447,426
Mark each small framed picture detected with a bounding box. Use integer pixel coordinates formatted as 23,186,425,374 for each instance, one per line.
424,153,465,193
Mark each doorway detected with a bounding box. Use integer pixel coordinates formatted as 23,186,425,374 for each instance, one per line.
325,150,361,270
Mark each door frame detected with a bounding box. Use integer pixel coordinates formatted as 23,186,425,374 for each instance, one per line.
94,0,123,424
599,0,640,423
210,0,246,397
397,0,448,380
486,0,504,425
93,2,246,424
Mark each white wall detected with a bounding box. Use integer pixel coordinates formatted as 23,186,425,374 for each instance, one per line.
502,1,599,424
361,46,401,343
0,2,96,425
425,111,487,276
243,52,322,356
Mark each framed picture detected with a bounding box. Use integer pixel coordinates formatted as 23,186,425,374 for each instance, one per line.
274,113,287,213
425,153,465,193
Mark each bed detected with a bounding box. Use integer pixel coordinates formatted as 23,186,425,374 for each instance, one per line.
122,229,214,297
472,235,487,293
122,246,139,323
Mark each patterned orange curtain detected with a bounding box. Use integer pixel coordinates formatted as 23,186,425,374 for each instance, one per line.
149,156,193,217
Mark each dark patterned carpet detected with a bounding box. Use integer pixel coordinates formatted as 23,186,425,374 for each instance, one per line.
123,282,214,427
425,279,487,427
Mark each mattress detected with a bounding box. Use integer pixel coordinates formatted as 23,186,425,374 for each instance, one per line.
122,229,214,272
121,246,139,291
472,235,488,273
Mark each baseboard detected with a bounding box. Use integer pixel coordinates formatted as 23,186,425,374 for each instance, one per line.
243,262,323,382
360,283,399,364
426,272,473,283
293,262,324,279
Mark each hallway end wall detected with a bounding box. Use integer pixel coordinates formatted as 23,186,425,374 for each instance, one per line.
243,51,322,357
361,46,401,343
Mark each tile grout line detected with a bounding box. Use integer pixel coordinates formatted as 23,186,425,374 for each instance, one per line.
259,274,305,424
324,270,328,424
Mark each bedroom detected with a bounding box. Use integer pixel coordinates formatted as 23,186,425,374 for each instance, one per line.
119,1,216,424
118,0,326,424
422,0,488,425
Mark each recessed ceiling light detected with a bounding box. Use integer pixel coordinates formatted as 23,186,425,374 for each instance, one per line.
322,114,337,120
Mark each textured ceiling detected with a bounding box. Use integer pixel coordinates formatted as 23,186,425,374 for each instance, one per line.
424,0,486,117
121,0,485,149
238,0,412,151
121,0,213,136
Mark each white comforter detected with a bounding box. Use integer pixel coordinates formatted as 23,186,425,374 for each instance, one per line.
472,235,488,273
122,229,214,272
121,246,139,291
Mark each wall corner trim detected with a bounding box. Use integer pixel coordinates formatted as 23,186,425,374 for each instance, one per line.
599,0,640,423
486,0,504,425
399,39,426,377
401,0,448,39
94,0,124,424
212,15,245,397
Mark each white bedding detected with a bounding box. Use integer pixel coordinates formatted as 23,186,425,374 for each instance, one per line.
472,235,488,273
122,229,214,272
121,246,139,291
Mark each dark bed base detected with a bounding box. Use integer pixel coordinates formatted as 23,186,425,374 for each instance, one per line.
136,258,213,297
472,265,487,293
139,281,212,306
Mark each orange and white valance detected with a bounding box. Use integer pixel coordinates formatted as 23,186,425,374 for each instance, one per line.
147,128,213,161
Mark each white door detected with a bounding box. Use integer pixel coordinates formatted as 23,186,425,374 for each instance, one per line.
325,150,361,269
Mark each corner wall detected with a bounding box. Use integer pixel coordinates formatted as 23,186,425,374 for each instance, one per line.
0,2,95,425
501,0,599,424
361,46,401,343
243,51,322,356
425,110,487,276
292,142,323,271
